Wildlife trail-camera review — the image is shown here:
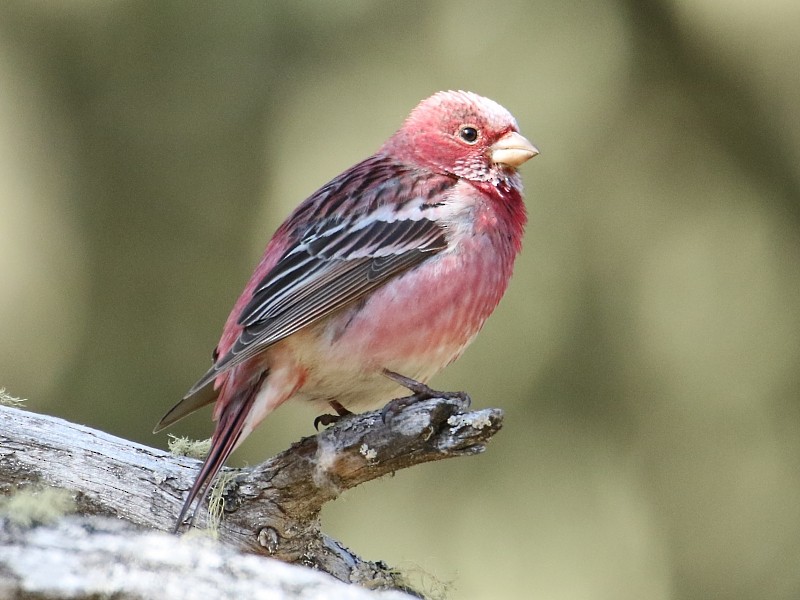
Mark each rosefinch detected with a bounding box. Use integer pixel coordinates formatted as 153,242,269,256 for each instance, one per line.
155,90,538,529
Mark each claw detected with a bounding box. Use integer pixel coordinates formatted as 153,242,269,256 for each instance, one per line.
381,369,471,423
313,399,354,430
380,394,420,424
314,413,340,430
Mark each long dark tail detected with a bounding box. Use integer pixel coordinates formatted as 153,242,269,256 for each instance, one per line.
173,376,263,532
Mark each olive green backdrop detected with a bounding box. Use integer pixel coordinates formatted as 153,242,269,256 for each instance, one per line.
2,1,799,599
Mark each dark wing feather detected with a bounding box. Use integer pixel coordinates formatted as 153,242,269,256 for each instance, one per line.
153,376,219,432
183,165,454,399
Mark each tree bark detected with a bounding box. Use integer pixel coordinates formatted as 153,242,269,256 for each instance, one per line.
0,397,502,597
0,515,415,600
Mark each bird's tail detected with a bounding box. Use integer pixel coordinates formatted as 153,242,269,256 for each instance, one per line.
173,373,265,532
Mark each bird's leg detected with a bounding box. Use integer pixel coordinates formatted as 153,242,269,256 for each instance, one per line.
380,369,471,422
313,399,354,430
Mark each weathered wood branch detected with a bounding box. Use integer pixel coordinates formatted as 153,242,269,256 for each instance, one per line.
0,398,502,594
0,515,415,600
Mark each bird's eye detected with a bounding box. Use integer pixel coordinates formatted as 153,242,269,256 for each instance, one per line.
459,126,479,144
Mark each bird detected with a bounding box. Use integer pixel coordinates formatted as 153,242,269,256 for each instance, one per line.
154,90,538,531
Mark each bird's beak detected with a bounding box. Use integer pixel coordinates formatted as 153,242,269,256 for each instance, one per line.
490,131,539,168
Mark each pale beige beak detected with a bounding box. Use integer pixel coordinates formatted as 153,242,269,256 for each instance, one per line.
491,131,539,168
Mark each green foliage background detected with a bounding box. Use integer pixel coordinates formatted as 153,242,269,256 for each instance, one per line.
2,1,799,598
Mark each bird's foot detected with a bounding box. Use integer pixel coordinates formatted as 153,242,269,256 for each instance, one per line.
313,399,354,430
380,369,471,423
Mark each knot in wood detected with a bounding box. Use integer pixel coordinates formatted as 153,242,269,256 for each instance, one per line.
257,526,280,554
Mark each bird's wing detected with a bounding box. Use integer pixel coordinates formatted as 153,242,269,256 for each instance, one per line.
187,160,455,399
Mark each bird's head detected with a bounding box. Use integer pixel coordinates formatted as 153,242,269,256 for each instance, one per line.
383,90,538,185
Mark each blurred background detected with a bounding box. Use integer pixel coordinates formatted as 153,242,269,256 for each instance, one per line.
2,1,799,598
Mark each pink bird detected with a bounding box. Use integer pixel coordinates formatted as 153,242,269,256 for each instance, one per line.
155,90,538,530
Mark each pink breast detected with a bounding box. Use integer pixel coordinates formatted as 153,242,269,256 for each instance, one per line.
327,236,514,378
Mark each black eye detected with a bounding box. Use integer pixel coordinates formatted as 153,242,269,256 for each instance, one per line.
459,126,479,144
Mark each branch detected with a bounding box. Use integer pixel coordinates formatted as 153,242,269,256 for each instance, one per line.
0,397,502,592
0,515,414,600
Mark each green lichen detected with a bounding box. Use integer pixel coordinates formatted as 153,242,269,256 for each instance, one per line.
0,486,75,527
167,434,212,459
